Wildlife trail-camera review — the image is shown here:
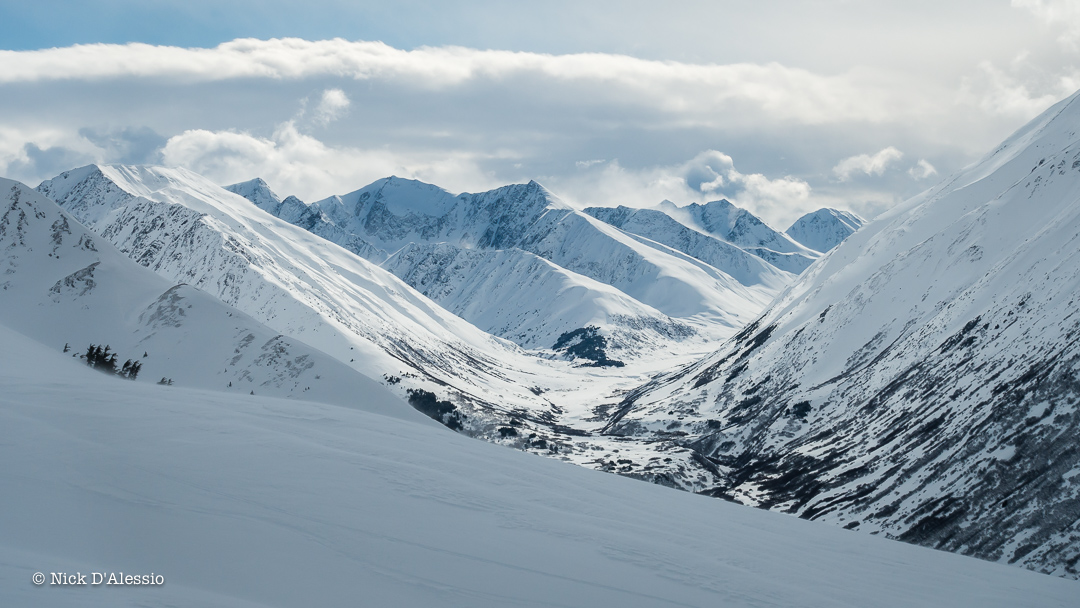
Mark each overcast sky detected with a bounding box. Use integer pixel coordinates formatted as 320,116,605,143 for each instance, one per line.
2,0,1079,226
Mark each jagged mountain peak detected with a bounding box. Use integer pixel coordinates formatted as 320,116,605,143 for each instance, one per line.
224,177,283,213
648,197,814,257
784,207,865,252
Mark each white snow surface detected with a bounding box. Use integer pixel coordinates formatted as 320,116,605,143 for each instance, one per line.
1,322,1076,608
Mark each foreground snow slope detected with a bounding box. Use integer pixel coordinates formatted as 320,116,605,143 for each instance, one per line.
605,91,1080,576
0,178,416,417
1,323,1076,608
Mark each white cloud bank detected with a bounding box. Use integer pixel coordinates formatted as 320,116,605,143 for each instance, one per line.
160,121,501,200
0,38,923,126
832,147,904,181
1013,0,1080,48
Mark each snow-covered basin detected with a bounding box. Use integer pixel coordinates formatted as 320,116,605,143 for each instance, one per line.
0,323,1075,608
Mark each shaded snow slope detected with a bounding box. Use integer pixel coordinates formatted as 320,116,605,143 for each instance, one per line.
0,178,417,419
1,323,1076,608
785,208,865,252
584,205,794,289
602,91,1080,578
382,242,696,353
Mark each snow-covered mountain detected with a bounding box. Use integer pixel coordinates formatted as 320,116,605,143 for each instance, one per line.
5,322,1076,607
35,165,577,428
596,92,1080,577
227,176,778,352
31,164,764,482
785,207,865,252
0,177,418,417
652,198,820,273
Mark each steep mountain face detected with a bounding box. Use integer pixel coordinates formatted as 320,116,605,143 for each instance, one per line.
226,177,389,262
381,242,694,353
785,208,865,252
653,198,819,273
229,176,778,351
600,93,1080,578
36,165,572,424
0,178,416,417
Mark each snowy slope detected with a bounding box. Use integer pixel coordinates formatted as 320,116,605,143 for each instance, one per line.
2,323,1077,608
36,165,576,425
382,242,695,353
600,91,1080,577
653,199,819,273
0,178,418,418
785,208,865,252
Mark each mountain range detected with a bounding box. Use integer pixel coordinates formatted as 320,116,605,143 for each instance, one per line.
2,86,1077,587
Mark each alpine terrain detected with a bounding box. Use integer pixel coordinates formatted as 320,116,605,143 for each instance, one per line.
599,90,1080,577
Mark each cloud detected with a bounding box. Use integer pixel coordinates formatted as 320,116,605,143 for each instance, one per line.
546,150,814,228
160,120,501,201
959,60,1073,118
1012,0,1080,48
908,159,938,179
575,159,605,169
0,38,918,126
313,88,350,125
832,147,904,181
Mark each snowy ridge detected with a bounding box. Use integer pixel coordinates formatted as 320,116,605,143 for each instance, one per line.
653,198,820,273
599,91,1080,577
0,178,417,417
3,322,1076,607
785,208,865,252
583,205,794,289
